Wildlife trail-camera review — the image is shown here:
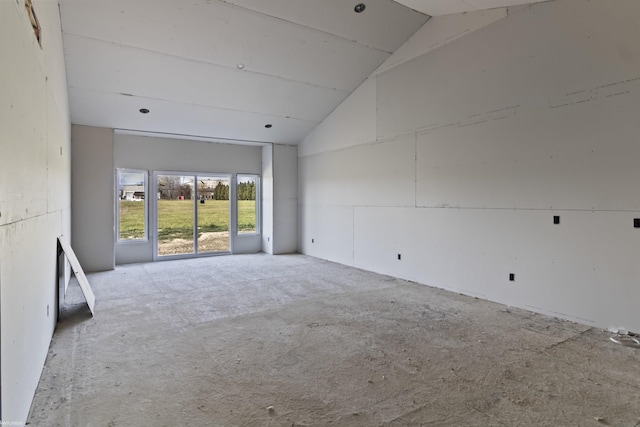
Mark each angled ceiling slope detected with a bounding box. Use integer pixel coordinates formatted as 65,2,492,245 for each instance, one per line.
392,0,549,16
59,0,429,144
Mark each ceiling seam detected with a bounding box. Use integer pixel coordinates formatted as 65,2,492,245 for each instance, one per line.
461,0,481,12
215,0,395,54
373,9,515,76
68,85,323,124
62,32,357,93
114,129,273,146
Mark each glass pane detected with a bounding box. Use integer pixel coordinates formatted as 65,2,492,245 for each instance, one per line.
157,175,194,256
237,175,257,233
118,170,146,240
197,176,230,253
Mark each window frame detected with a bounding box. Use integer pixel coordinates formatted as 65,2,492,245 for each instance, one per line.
152,171,234,260
116,168,149,243
236,174,260,236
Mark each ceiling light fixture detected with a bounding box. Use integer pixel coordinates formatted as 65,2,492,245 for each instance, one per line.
237,63,245,70
354,3,366,13
265,124,273,129
139,108,150,114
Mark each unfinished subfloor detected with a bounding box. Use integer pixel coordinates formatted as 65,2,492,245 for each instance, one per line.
29,254,640,426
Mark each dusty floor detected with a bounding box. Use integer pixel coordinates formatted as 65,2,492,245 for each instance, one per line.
29,254,640,426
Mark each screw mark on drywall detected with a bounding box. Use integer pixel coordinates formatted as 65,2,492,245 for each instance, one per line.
550,76,639,109
606,91,630,98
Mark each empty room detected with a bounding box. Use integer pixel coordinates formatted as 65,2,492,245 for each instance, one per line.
2,0,640,425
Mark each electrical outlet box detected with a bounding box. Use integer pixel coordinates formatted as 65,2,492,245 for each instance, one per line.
553,215,560,224
509,273,515,281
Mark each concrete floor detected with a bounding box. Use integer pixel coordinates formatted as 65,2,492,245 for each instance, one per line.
29,254,640,426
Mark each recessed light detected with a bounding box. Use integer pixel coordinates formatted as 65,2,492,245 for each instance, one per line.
354,3,366,13
237,63,245,70
265,124,272,129
139,108,150,114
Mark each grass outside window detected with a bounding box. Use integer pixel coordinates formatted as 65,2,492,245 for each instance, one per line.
119,199,256,242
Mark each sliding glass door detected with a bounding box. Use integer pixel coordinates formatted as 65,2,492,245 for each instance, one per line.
155,173,230,258
156,174,195,256
196,176,230,253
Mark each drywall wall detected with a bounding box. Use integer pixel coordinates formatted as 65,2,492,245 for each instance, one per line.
0,1,71,423
373,7,507,76
71,125,115,272
261,144,298,254
262,145,274,254
299,0,640,330
112,133,263,263
300,78,377,157
272,145,298,254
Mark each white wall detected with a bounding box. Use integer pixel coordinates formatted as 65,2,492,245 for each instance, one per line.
71,125,115,272
262,144,298,254
112,133,263,263
262,145,274,254
0,0,71,422
273,145,298,254
299,0,640,331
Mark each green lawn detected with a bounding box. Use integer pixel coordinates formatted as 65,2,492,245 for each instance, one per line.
119,199,256,241
119,201,145,240
237,200,257,233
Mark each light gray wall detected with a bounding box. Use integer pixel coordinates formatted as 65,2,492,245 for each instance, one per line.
0,1,71,422
113,133,263,263
262,145,274,254
71,125,115,272
299,0,640,331
261,144,298,254
273,145,298,254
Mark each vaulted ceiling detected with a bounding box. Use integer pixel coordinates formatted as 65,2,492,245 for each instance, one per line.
393,0,548,16
59,0,548,144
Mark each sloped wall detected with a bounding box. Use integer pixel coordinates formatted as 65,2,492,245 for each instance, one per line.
299,0,640,330
0,1,71,422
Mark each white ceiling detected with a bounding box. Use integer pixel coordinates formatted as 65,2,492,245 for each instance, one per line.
59,0,546,144
59,0,428,144
392,0,549,16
